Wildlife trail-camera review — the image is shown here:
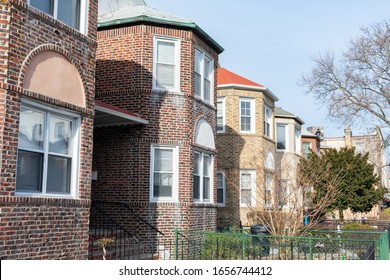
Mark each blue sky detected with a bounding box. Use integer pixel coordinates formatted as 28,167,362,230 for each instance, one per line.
147,0,390,137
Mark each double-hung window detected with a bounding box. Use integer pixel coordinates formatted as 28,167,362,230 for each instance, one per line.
16,100,80,197
240,98,255,133
195,49,214,103
28,0,87,33
193,151,213,203
264,104,272,138
276,124,287,151
217,172,226,206
150,145,178,202
295,127,301,155
217,97,225,133
153,37,180,91
240,170,256,207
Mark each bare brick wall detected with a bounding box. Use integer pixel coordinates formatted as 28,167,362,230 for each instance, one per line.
0,0,97,259
93,24,219,238
0,197,90,260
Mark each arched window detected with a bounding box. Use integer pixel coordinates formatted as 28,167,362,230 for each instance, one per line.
195,118,215,149
265,149,275,170
194,119,214,203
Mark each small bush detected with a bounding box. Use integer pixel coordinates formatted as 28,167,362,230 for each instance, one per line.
342,222,373,230
380,208,390,220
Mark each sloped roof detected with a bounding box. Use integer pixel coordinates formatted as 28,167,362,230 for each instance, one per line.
98,0,224,54
217,68,263,87
217,68,278,101
275,107,304,125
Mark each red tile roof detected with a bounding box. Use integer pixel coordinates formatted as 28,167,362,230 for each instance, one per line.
217,68,264,87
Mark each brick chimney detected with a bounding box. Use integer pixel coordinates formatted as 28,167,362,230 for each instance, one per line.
344,127,352,148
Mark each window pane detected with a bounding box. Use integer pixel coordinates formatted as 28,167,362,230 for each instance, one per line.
195,50,202,74
157,41,175,64
203,177,210,200
241,189,251,205
18,108,45,150
57,0,80,29
203,155,210,177
277,124,286,150
193,175,200,199
241,173,251,189
30,0,53,15
153,173,172,197
195,72,201,96
154,149,173,172
217,189,224,204
16,150,43,192
193,153,200,174
203,79,210,102
47,155,71,193
49,116,71,155
156,64,175,89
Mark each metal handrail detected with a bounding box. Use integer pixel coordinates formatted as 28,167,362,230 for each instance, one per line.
92,201,165,236
90,202,138,241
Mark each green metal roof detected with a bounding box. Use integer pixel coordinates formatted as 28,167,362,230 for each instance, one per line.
98,1,224,54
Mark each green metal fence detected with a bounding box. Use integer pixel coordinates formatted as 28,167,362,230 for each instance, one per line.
174,229,389,260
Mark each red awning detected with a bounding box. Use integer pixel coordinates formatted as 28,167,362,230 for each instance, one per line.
94,100,148,127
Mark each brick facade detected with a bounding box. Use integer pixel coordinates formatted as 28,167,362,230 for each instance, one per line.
216,82,277,228
92,22,221,240
0,0,97,259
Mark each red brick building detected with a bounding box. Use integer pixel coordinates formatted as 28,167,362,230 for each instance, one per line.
91,0,223,247
0,0,97,259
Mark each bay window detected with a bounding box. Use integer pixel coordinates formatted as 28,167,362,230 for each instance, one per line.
264,104,272,138
277,123,287,151
240,170,256,207
153,37,180,91
150,145,178,202
195,49,214,103
217,97,225,133
240,98,255,133
16,100,80,197
194,151,213,203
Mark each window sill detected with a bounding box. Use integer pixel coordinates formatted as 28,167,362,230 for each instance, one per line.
15,192,75,199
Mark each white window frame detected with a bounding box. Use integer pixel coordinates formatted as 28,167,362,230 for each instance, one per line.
217,171,226,207
295,127,301,155
152,36,181,92
239,97,255,134
193,151,213,204
217,97,225,133
240,170,256,207
150,144,179,202
194,48,214,104
263,104,273,138
28,0,88,34
16,99,80,198
276,123,288,152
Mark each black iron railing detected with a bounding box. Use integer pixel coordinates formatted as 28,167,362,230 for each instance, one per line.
88,201,165,260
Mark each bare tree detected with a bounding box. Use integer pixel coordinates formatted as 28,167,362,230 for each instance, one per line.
242,153,340,237
300,20,390,140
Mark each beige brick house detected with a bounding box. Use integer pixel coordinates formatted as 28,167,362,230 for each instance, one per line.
216,68,278,227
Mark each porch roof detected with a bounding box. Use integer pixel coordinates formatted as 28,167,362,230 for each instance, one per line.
94,100,148,127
